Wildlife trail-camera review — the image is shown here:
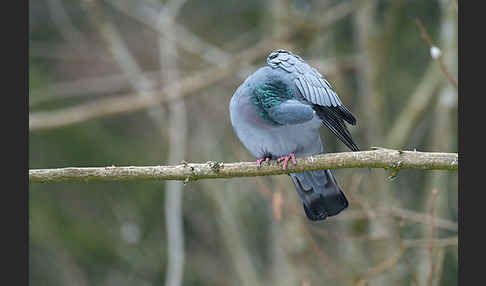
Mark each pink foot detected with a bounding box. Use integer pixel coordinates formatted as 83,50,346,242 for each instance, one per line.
256,156,271,168
276,153,296,170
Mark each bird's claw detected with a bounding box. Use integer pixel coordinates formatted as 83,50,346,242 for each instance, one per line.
256,156,271,169
276,153,296,170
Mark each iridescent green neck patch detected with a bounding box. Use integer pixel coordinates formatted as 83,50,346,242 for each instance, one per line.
251,81,295,125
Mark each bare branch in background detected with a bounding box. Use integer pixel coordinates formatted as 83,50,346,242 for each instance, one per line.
46,0,90,53
293,0,368,30
29,37,278,131
98,21,165,121
29,55,358,108
349,192,458,232
103,0,232,65
416,18,458,89
382,205,457,233
353,234,458,286
209,182,261,286
30,0,362,131
385,63,444,149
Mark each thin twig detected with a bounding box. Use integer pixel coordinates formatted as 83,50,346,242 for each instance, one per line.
415,18,457,89
383,205,457,233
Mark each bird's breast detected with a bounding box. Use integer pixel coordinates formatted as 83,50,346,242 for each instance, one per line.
230,92,322,158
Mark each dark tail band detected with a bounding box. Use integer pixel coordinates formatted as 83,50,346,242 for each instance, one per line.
290,169,348,221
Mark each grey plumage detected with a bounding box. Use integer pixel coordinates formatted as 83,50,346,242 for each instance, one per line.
229,49,358,221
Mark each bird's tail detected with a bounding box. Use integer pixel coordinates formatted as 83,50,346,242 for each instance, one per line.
290,169,348,221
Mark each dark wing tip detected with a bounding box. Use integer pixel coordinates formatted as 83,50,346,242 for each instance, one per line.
313,105,360,152
337,105,357,125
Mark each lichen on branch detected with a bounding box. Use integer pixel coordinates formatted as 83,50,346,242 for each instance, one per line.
29,148,458,184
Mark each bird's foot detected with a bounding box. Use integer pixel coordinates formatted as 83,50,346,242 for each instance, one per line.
256,156,272,169
276,153,296,170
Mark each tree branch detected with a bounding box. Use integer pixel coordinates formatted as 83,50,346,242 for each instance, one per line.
29,149,458,183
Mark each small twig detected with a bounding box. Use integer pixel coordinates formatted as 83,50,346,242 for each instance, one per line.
383,205,457,233
349,185,458,232
415,18,457,89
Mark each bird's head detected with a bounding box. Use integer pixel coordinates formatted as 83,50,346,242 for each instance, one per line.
266,49,302,67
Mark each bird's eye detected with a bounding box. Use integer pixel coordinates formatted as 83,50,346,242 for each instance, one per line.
269,54,278,60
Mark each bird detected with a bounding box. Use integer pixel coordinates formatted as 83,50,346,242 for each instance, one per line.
229,49,359,221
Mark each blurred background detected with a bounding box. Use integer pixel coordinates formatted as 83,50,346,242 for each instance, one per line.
29,0,458,285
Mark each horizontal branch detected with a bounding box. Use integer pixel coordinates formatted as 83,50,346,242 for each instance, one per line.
29,148,457,184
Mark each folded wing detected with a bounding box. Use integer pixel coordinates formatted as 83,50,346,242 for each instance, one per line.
270,52,359,151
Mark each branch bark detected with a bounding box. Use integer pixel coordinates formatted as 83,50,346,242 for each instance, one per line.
29,149,458,183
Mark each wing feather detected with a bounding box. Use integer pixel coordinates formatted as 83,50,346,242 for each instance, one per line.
268,50,359,151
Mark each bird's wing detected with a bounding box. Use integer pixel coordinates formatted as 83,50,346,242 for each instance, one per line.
271,54,359,151
266,99,315,125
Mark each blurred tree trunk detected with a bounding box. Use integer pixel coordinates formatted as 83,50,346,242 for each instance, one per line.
211,183,262,286
353,1,400,283
416,1,457,285
160,2,189,286
195,101,262,286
